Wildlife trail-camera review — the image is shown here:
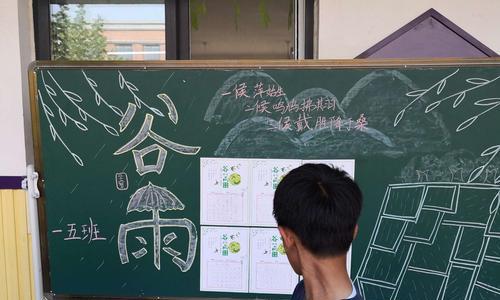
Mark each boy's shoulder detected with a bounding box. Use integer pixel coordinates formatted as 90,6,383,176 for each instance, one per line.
290,280,305,300
289,280,364,300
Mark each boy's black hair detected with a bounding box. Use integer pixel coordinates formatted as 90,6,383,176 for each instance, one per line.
273,163,363,257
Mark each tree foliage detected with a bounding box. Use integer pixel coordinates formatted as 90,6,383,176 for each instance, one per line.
51,5,108,60
189,0,294,31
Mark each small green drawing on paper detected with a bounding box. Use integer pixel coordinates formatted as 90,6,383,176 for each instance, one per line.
228,173,241,185
229,241,241,253
277,243,286,255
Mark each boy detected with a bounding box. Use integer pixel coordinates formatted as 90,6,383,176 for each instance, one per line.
273,164,363,300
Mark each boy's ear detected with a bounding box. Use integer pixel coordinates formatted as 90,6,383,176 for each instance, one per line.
353,224,359,240
278,226,295,248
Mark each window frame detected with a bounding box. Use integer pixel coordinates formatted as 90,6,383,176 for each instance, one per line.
33,0,313,60
35,0,315,61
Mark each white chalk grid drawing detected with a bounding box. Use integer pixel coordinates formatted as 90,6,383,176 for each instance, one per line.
354,182,500,299
118,182,198,271
356,68,500,299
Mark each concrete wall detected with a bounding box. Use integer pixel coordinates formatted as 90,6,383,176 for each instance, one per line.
0,1,36,298
0,0,35,176
317,0,500,58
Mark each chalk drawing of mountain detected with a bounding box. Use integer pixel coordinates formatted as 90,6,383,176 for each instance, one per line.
208,69,452,158
214,117,398,158
340,70,451,153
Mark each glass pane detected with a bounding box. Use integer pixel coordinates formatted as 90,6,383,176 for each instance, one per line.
143,44,162,60
190,0,295,59
50,1,165,60
113,43,133,60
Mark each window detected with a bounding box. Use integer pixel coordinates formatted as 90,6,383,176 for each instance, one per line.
190,0,295,59
48,1,165,60
34,0,313,60
111,43,133,60
143,44,162,60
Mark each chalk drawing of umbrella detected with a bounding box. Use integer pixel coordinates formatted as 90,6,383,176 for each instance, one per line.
126,181,185,270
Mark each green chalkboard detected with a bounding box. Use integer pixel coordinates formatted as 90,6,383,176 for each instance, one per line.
31,60,500,299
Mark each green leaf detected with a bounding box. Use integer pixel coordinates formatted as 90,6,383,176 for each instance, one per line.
259,0,271,28
468,165,486,183
109,105,124,117
393,109,405,127
436,79,446,95
75,121,88,131
425,101,442,113
103,124,119,136
43,103,54,117
51,4,109,60
78,108,87,121
456,115,478,132
466,78,490,85
452,92,466,108
481,144,500,157
190,0,207,30
64,90,83,102
59,109,68,126
474,97,500,107
49,125,57,141
490,192,500,213
72,153,84,166
232,0,241,31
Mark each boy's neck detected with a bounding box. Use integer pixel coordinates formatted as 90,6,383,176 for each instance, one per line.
300,251,353,300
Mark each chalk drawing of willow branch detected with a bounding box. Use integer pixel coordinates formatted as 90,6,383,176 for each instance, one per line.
37,89,84,166
456,98,500,132
468,144,500,184
456,97,500,132
424,76,500,113
394,69,459,127
45,71,119,136
421,74,500,132
118,71,164,117
82,70,124,117
40,71,89,132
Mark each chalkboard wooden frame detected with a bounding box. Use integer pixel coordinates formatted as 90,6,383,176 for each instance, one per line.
29,58,500,300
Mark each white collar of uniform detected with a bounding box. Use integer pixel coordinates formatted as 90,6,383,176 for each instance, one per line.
346,280,357,299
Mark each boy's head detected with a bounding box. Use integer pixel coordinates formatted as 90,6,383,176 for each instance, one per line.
273,163,362,259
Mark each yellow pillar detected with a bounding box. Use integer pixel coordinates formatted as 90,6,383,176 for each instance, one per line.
0,190,34,300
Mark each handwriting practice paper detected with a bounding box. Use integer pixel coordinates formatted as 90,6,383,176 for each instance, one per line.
249,228,298,294
200,226,250,292
200,158,250,226
200,158,355,226
199,157,355,294
250,159,302,226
